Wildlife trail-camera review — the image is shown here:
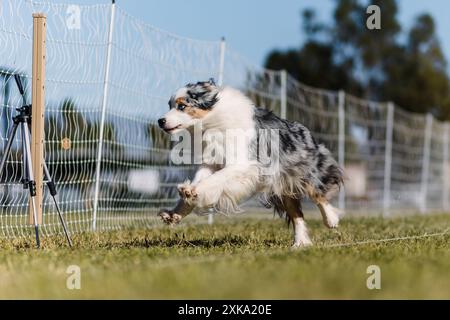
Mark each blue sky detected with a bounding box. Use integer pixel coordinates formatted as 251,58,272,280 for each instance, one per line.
53,0,450,69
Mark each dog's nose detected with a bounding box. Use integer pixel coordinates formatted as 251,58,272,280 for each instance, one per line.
158,118,166,128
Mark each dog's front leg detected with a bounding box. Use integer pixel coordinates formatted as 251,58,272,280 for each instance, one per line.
158,199,194,226
177,165,216,202
159,166,216,226
191,165,258,210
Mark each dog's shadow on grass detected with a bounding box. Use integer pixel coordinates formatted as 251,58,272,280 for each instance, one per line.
110,234,284,249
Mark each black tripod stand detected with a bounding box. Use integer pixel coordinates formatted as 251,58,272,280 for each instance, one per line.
0,74,72,248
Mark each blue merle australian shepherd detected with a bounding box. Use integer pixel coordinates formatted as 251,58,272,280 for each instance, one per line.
157,79,343,247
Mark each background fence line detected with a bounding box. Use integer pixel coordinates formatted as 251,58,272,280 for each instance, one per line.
443,123,449,211
0,0,449,239
420,114,433,213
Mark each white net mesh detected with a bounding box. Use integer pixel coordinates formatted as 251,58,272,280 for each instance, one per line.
344,95,388,210
223,46,282,116
427,118,446,210
95,7,221,230
390,107,426,210
0,0,448,239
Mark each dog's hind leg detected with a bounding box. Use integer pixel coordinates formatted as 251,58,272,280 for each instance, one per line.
283,197,312,247
315,199,341,229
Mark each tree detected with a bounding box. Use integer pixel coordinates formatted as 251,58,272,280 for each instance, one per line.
264,0,450,120
381,13,450,118
266,6,363,95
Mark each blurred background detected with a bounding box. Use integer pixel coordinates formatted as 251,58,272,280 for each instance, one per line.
121,0,450,119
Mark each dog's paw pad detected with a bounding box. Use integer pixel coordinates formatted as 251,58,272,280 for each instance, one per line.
178,184,197,201
158,210,171,224
177,183,188,196
171,213,182,224
158,210,183,226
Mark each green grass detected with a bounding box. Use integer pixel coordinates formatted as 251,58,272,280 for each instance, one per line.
0,213,449,299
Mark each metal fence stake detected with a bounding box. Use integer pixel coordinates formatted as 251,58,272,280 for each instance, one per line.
207,36,226,225
420,113,433,214
93,0,116,231
383,102,394,217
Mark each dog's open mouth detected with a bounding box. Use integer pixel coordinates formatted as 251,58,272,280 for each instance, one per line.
164,124,182,133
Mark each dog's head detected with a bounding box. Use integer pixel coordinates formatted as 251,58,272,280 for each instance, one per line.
158,79,219,134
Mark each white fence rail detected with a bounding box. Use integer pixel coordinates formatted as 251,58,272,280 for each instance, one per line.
0,0,448,238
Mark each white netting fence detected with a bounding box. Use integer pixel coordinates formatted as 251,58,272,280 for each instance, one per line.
0,0,448,238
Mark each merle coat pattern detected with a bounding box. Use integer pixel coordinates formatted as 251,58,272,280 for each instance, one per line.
157,80,344,247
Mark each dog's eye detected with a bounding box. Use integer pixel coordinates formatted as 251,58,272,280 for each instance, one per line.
177,104,186,111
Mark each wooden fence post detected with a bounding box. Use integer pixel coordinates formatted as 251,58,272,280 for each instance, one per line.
30,13,46,225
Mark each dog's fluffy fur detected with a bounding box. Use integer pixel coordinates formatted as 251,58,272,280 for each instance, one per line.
158,80,344,247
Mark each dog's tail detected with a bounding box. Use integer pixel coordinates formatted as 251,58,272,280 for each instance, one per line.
316,144,344,199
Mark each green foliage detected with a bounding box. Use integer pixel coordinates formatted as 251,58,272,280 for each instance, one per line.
265,0,450,120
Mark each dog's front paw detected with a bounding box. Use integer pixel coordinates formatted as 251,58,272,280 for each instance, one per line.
158,210,182,226
177,183,198,203
158,210,173,224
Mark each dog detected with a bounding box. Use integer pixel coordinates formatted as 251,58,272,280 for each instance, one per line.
157,79,343,247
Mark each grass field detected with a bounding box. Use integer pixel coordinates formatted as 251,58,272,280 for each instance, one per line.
0,213,449,299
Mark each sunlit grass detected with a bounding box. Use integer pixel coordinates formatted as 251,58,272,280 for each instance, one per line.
0,213,449,299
